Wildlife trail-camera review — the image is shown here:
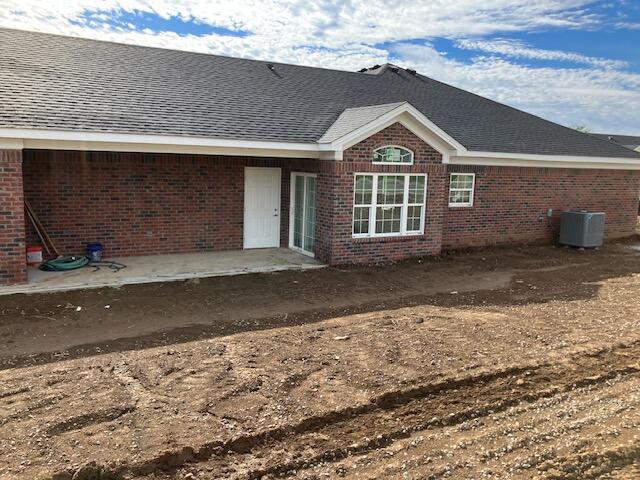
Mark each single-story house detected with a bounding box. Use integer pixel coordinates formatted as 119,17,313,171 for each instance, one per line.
1,28,640,286
592,133,640,152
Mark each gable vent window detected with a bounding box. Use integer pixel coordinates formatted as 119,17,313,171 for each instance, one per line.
372,146,414,165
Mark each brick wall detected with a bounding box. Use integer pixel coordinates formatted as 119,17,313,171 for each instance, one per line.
317,122,640,265
443,165,640,249
315,122,447,265
23,150,317,258
20,127,640,270
0,149,26,285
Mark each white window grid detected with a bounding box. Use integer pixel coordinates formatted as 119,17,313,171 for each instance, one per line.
448,173,475,207
353,173,427,238
372,145,414,165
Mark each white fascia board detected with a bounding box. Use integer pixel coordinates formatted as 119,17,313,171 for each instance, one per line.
321,102,465,159
451,153,640,170
317,102,640,168
401,104,467,153
0,138,24,150
5,127,639,168
0,128,322,159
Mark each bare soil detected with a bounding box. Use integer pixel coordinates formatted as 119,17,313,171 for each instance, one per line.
1,241,640,479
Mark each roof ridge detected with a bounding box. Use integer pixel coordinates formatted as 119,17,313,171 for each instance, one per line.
0,27,380,77
342,101,407,112
412,71,640,158
593,132,640,140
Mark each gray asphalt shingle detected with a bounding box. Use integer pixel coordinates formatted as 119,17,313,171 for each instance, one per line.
592,133,640,151
0,28,638,159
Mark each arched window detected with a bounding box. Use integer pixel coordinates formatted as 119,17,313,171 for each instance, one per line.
372,146,414,165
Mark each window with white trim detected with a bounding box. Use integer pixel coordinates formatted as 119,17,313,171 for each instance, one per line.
448,173,475,207
372,146,414,165
353,173,427,237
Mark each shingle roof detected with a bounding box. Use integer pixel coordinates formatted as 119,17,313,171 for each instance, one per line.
592,133,640,151
318,102,405,143
0,28,638,159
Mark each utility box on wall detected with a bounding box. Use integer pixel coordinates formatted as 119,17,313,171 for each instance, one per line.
559,211,605,248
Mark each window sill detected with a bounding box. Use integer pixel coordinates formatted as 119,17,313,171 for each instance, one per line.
351,234,425,243
372,162,414,166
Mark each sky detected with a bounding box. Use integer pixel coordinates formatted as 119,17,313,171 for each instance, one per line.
1,0,639,134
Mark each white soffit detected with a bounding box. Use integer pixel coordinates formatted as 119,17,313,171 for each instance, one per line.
0,129,322,159
1,123,640,169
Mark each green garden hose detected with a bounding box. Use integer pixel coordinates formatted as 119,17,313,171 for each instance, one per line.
39,256,90,272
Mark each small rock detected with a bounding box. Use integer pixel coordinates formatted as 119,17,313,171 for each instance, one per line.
333,336,350,341
51,473,73,480
71,462,103,480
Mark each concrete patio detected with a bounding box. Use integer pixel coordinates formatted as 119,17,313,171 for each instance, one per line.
0,248,324,296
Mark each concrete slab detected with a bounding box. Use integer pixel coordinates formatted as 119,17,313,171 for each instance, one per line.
0,248,324,296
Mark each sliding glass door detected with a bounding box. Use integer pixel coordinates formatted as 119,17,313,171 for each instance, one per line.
290,173,316,256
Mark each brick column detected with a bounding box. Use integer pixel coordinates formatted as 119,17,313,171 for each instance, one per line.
0,149,26,285
314,160,337,264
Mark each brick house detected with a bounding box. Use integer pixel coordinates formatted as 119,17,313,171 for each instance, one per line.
1,28,640,286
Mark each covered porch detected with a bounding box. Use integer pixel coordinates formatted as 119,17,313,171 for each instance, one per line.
0,146,329,289
0,248,323,295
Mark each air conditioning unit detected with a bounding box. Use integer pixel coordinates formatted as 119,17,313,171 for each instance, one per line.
559,211,605,248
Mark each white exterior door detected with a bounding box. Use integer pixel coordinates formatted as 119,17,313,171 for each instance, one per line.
244,167,281,249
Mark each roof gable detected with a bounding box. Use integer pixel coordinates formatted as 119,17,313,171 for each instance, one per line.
318,102,405,143
318,102,464,162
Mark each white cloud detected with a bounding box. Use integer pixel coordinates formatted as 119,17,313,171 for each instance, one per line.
0,0,638,133
391,43,640,134
456,38,628,69
0,0,599,52
616,22,640,29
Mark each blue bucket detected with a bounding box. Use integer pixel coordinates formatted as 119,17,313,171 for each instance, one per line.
86,242,103,262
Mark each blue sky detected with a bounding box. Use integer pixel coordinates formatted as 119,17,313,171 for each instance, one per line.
1,0,639,133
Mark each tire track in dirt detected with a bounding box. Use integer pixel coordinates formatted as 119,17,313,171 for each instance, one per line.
52,340,640,480
0,268,520,373
599,460,640,479
542,444,640,480
1,393,69,427
277,372,640,479
347,379,634,479
46,406,136,436
209,363,640,479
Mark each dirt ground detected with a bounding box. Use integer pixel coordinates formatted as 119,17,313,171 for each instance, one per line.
1,241,640,479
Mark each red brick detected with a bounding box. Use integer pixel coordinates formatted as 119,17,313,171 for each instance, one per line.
443,165,640,249
14,122,640,276
315,123,446,264
0,149,26,285
22,150,318,258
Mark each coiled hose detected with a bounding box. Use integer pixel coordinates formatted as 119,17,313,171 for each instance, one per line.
39,256,90,271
